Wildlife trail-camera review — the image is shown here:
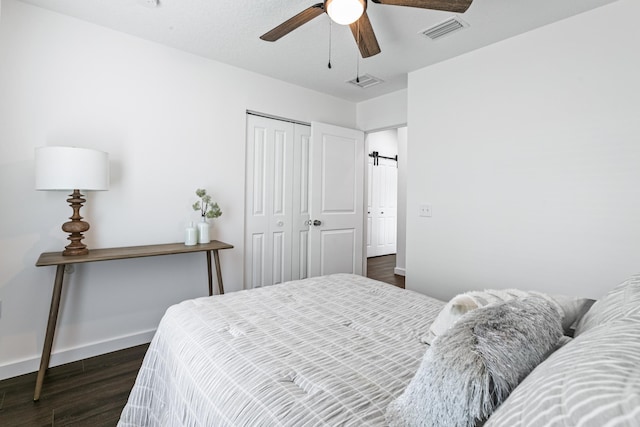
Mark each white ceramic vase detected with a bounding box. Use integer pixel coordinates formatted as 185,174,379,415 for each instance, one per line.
197,218,210,244
184,222,197,246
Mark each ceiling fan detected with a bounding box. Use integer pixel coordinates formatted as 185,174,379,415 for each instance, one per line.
260,0,474,58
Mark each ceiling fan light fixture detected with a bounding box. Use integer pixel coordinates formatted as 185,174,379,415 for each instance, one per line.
325,0,366,25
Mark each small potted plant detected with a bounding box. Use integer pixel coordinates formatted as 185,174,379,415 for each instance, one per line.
192,188,222,244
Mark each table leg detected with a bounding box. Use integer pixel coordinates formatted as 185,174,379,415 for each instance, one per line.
206,251,213,296
213,249,224,295
34,264,65,401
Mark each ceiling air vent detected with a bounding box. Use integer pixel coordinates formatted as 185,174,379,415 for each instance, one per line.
137,0,159,7
347,74,384,89
420,16,469,41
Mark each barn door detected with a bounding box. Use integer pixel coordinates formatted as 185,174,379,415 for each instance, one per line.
369,157,397,257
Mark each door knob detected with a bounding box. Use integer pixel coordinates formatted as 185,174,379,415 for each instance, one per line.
312,219,322,226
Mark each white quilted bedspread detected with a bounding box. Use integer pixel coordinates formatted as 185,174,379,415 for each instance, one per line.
118,274,444,427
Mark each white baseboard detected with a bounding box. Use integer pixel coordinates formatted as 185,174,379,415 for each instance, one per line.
0,329,155,381
394,267,406,276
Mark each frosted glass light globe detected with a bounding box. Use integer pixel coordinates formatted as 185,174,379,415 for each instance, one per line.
326,0,366,25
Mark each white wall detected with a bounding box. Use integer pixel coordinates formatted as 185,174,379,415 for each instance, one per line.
356,89,407,132
396,127,407,276
406,0,640,302
367,129,398,155
0,0,356,379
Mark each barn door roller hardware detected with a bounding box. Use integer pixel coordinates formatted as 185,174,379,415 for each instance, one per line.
369,151,398,166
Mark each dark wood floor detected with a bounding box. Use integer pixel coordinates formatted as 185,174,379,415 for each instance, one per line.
367,254,405,289
0,255,403,426
0,344,149,426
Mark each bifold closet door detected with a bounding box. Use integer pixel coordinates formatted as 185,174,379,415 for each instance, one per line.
245,115,364,287
245,115,310,288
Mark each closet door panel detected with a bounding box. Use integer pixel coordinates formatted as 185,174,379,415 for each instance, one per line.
292,126,311,280
245,115,295,287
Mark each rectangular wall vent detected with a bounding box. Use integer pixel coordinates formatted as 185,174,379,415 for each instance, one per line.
347,74,384,89
420,16,469,40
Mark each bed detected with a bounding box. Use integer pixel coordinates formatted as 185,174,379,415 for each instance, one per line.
118,274,444,426
119,273,640,427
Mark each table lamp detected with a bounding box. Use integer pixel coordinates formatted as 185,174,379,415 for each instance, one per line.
35,146,110,256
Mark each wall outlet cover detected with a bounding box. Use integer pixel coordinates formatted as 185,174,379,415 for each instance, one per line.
419,204,432,217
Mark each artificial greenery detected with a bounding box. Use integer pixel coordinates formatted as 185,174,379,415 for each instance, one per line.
192,188,222,219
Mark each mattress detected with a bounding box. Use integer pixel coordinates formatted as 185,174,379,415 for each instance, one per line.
118,274,444,426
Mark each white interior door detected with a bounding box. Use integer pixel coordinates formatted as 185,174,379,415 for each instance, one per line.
371,157,397,256
308,121,365,277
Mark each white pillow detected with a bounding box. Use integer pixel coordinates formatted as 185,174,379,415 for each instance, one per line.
424,289,590,344
575,273,640,336
485,317,640,426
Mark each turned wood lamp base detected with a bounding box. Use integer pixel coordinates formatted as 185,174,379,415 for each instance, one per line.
61,189,90,256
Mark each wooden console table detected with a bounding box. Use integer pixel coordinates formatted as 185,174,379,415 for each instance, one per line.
33,240,233,401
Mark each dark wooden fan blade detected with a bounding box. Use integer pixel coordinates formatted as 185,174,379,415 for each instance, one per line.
260,3,325,42
349,12,381,58
371,0,472,13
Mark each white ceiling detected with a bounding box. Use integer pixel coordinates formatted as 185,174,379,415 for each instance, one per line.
17,0,617,102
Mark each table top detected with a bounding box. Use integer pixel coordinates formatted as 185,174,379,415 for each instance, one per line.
36,240,234,267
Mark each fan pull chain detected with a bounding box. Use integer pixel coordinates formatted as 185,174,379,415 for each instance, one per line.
328,20,332,69
356,20,360,83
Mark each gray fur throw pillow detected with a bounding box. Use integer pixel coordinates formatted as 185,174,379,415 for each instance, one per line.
386,296,563,427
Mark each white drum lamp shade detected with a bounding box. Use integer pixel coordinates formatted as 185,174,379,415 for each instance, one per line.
35,146,109,191
35,146,110,256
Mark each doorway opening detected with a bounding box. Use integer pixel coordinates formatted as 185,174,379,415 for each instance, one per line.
365,127,407,278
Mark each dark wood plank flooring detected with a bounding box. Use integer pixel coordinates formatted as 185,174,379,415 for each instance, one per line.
0,344,148,426
367,254,405,289
0,255,403,426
